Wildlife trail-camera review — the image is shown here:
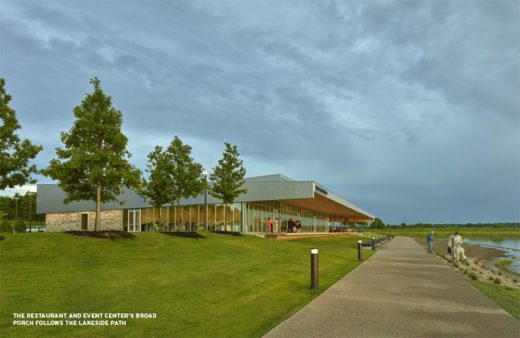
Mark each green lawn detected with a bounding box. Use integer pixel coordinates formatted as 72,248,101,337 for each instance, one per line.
470,280,520,319
0,232,371,338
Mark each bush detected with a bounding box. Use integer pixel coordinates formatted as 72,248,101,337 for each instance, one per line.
0,219,12,233
12,218,26,233
488,276,494,281
453,261,460,268
494,277,502,284
468,272,478,280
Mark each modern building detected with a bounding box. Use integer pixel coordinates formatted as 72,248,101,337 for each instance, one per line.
37,174,374,233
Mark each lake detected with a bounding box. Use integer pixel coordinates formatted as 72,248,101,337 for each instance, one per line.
465,236,520,273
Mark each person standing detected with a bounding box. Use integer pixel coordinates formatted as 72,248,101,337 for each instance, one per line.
426,231,434,253
267,217,272,233
453,232,464,261
448,232,455,259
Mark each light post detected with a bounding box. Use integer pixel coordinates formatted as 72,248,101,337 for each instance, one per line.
27,192,35,232
203,170,209,231
14,197,20,219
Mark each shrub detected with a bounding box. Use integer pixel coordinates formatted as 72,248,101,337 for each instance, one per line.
468,272,478,280
494,277,502,284
453,261,460,268
497,271,502,276
12,218,26,233
488,276,494,281
0,219,12,233
513,278,518,283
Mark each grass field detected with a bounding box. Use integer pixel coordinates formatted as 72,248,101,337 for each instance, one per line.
370,227,520,238
0,232,371,338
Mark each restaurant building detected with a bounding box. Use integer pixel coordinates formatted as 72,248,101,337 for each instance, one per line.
37,174,374,233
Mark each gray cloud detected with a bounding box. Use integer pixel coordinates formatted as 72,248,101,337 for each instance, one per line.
1,0,518,223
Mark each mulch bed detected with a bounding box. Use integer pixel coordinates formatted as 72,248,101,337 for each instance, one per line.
213,231,243,236
65,230,135,240
163,232,205,239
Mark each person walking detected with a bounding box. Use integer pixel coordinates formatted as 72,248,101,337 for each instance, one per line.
426,231,434,253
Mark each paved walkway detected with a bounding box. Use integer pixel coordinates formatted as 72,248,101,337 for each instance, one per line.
264,236,519,338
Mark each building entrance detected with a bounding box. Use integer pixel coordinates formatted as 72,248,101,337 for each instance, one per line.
128,209,141,232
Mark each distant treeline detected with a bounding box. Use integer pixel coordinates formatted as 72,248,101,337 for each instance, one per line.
384,223,520,228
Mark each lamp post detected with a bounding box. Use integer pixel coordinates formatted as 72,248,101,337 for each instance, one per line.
27,192,35,232
203,170,209,231
14,197,20,219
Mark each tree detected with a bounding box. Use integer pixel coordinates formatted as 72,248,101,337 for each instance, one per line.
0,78,42,189
209,143,247,231
44,78,141,231
141,146,173,215
165,136,204,230
370,218,385,229
141,137,204,231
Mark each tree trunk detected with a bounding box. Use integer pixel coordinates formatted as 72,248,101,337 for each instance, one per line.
224,204,228,232
176,199,181,231
95,182,101,231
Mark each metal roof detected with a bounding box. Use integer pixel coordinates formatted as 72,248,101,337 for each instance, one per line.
37,174,374,221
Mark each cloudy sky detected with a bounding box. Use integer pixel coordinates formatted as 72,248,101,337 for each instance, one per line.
1,0,518,224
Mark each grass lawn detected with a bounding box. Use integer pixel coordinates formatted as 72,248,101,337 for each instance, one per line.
470,280,520,319
0,232,372,338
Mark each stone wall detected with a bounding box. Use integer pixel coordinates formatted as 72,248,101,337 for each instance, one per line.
46,210,123,232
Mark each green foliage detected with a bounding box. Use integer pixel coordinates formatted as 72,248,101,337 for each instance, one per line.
12,218,25,233
370,218,385,229
210,143,247,206
0,78,42,189
44,78,141,231
141,137,204,227
0,219,11,233
164,136,204,205
141,146,174,208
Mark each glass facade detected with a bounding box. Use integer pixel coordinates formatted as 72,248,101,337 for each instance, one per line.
122,200,341,233
243,201,330,233
123,203,242,232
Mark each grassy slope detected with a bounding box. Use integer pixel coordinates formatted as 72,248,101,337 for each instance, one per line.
0,232,371,338
470,281,520,319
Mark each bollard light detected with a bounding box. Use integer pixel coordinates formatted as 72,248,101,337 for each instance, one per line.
357,240,362,261
310,248,319,290
372,237,376,251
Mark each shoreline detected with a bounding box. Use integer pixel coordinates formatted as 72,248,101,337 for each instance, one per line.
413,238,520,289
414,238,507,260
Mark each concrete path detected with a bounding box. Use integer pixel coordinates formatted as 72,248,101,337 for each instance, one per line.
264,236,519,338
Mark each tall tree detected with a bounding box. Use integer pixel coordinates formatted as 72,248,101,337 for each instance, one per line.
44,78,141,231
0,78,42,189
141,136,204,231
210,143,247,231
141,146,173,211
165,136,204,230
